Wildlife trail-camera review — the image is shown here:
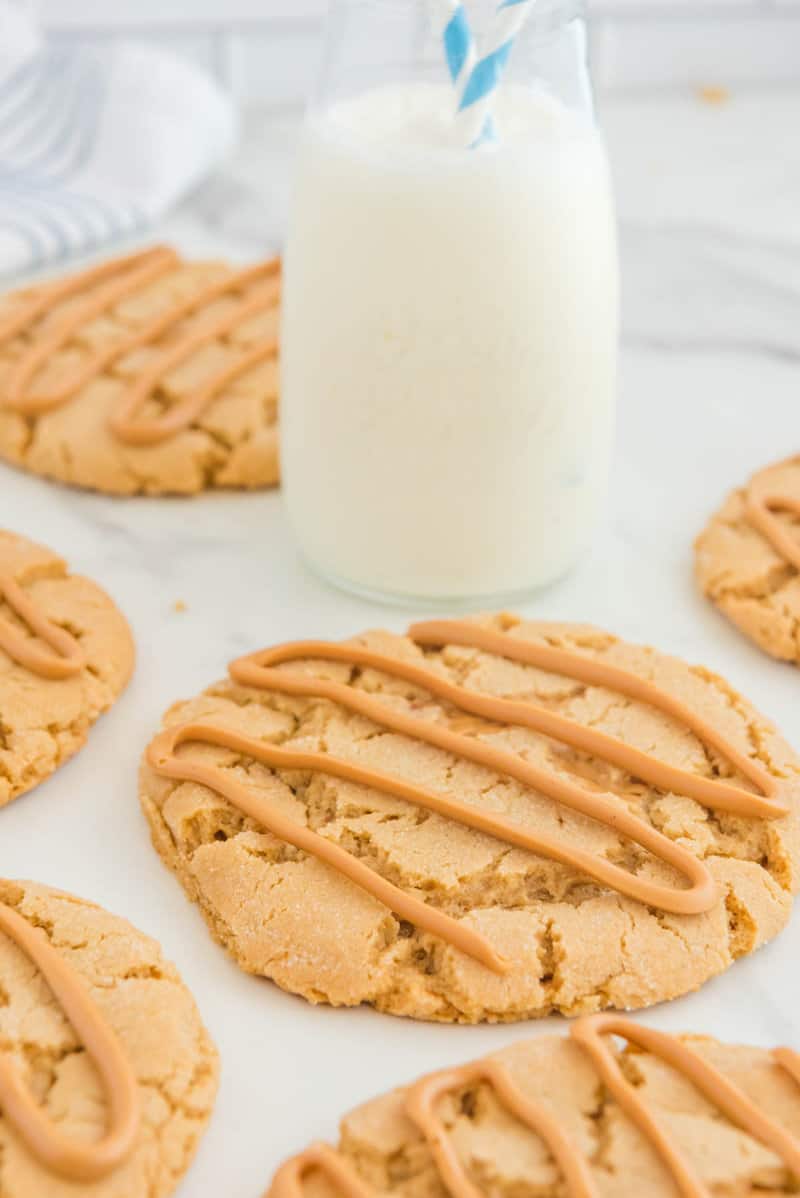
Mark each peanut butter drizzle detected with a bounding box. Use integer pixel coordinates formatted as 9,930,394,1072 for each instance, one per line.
0,898,140,1180
409,621,781,818
108,266,281,447
3,246,180,414
570,1014,800,1198
269,1143,372,1198
267,1015,800,1198
146,620,785,974
0,246,175,348
0,246,281,446
745,465,800,572
405,1059,598,1198
0,568,84,679
774,1046,800,1085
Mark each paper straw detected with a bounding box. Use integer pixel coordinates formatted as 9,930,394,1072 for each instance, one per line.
455,0,537,147
432,2,477,96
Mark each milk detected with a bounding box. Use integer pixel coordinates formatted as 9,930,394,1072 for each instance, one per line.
282,82,619,601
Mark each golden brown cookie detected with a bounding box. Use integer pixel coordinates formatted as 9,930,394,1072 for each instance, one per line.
0,246,281,495
0,529,133,807
0,878,218,1197
139,612,800,1023
695,455,800,663
264,1014,800,1198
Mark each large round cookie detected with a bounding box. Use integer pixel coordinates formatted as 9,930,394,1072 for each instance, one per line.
0,529,133,807
0,246,281,495
265,1014,800,1198
695,455,800,663
140,613,800,1023
0,879,218,1197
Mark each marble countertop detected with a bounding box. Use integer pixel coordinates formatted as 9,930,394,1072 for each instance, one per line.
2,87,800,1196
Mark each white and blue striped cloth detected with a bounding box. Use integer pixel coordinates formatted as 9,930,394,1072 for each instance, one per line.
0,2,236,277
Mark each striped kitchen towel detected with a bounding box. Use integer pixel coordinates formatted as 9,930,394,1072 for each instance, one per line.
0,2,237,277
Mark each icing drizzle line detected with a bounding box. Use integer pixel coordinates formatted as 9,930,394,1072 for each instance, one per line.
0,897,140,1180
266,1014,800,1198
270,1143,372,1198
405,1058,597,1198
0,246,281,446
0,564,85,679
570,1015,800,1198
745,461,800,572
146,619,786,974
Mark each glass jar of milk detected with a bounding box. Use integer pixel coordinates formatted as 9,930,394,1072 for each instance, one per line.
282,0,618,604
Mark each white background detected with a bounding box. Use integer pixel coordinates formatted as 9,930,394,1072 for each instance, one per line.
30,0,800,104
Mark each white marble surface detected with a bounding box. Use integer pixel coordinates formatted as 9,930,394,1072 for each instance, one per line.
2,87,800,1196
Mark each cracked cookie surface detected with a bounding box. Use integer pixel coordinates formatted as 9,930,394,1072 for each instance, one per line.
0,249,280,495
695,456,800,663
0,529,134,807
268,1026,800,1198
139,613,800,1023
0,879,218,1198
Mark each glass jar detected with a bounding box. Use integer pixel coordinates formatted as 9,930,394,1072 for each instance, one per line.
281,0,619,605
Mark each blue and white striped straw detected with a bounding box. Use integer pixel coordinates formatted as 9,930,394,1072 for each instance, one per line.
434,2,477,100
434,1,536,148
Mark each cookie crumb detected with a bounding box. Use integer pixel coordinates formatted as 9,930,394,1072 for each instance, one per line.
697,85,730,106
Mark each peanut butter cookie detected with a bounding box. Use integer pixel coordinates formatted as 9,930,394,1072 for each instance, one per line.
0,529,133,807
139,613,800,1023
0,246,280,495
0,879,218,1197
265,1014,800,1198
696,455,800,663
